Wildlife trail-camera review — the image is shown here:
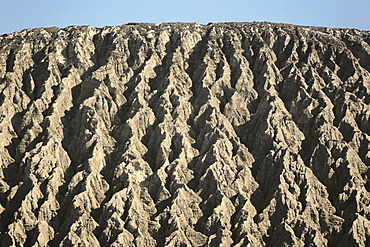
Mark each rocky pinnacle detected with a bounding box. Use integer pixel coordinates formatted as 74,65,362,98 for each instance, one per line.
0,22,370,246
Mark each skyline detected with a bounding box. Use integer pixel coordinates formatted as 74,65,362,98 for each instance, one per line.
1,0,370,34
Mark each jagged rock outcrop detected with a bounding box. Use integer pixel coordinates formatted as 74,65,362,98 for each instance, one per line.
0,22,370,246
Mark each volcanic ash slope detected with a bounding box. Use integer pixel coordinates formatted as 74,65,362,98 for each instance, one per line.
0,22,370,246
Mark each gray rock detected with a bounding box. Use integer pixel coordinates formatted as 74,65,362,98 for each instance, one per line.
0,22,369,246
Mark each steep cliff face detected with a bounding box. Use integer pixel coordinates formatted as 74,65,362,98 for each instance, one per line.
0,22,369,246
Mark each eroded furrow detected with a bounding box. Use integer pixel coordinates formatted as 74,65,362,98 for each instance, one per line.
0,22,369,247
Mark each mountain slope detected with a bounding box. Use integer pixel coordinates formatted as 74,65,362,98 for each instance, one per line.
0,22,370,246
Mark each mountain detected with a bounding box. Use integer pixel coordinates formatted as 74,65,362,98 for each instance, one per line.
0,22,369,246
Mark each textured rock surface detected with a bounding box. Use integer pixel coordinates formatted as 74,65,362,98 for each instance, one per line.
0,22,370,246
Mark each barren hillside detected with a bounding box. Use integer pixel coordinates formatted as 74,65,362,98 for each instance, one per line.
0,22,370,246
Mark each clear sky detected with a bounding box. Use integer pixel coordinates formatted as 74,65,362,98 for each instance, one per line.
1,0,370,34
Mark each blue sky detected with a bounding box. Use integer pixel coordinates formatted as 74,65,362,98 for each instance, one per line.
1,0,370,34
